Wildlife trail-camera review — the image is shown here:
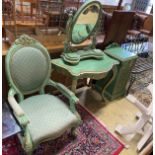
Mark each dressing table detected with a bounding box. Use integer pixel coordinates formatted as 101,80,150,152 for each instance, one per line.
51,0,119,101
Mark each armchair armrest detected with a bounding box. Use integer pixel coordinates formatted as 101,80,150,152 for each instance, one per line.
8,95,25,116
8,88,29,126
47,80,79,113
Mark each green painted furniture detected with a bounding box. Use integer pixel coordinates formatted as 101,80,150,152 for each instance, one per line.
52,53,119,101
61,0,104,65
5,35,81,155
94,43,137,101
51,0,119,101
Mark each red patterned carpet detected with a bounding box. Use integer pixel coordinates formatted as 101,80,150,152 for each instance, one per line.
3,104,124,155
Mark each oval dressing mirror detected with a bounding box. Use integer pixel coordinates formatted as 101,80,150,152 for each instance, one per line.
70,0,102,44
62,0,103,65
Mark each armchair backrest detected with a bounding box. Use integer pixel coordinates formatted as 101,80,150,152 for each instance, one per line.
5,35,51,95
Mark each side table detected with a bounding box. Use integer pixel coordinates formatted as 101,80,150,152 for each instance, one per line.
51,53,119,101
94,45,137,100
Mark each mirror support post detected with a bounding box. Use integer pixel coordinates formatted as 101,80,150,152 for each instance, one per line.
91,8,102,49
64,13,73,53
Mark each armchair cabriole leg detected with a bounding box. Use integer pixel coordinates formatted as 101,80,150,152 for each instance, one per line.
23,127,34,155
71,127,77,139
70,116,82,139
26,150,33,155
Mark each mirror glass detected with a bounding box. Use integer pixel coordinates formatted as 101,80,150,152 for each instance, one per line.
71,2,101,44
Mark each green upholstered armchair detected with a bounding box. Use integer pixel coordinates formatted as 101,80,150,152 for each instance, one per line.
5,35,81,155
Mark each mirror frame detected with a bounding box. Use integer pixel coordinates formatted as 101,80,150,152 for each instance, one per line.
68,0,102,45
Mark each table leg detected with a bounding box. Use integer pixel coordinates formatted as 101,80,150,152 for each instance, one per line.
101,66,118,102
71,79,77,93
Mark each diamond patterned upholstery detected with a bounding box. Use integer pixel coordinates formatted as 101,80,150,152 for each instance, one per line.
6,34,81,154
10,46,50,94
20,94,78,144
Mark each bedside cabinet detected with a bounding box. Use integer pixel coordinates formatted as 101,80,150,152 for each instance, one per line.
94,44,137,101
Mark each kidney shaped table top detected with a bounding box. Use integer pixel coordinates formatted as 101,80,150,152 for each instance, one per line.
51,52,119,101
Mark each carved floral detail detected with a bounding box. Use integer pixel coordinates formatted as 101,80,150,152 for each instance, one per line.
14,34,37,46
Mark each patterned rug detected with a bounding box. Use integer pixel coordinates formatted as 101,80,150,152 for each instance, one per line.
129,68,152,107
3,104,124,155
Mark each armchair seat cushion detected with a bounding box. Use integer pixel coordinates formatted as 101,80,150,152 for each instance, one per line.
20,94,78,144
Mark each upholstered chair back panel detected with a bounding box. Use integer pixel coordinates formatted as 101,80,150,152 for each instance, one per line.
6,35,51,95
9,46,50,94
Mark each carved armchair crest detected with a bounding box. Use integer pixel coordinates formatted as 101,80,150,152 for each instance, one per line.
5,34,81,155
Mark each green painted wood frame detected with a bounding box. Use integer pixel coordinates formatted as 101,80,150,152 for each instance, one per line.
64,0,102,53
5,34,82,155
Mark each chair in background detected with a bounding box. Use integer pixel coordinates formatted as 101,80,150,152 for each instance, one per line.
125,12,149,54
5,34,81,155
125,13,152,93
138,13,153,54
140,13,153,36
115,83,153,152
97,10,135,49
